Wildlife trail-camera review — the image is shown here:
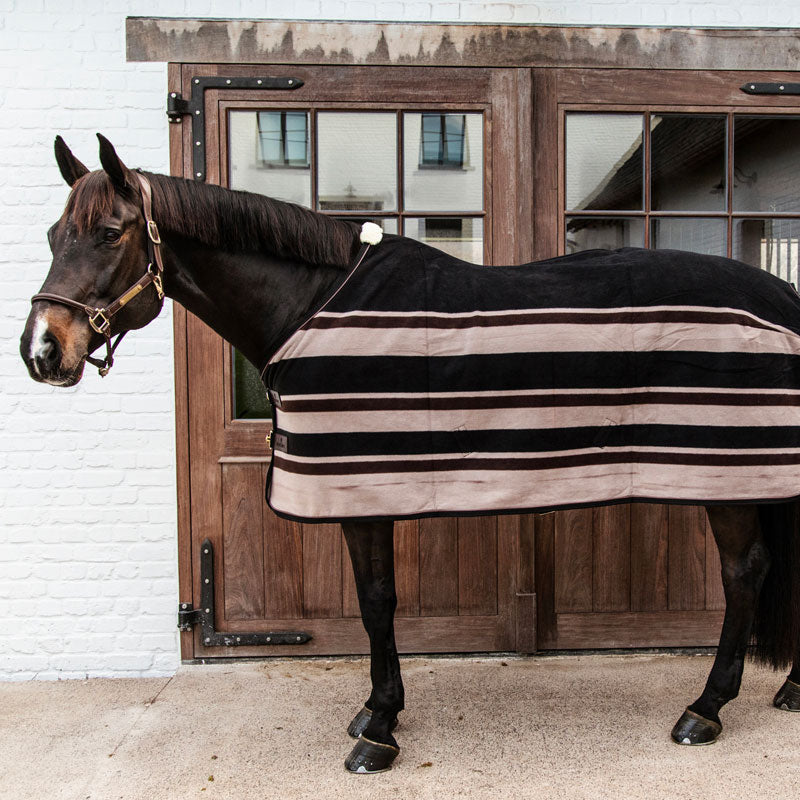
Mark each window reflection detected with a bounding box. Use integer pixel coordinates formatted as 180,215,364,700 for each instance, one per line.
230,107,484,419
257,111,309,167
734,218,800,286
566,217,644,253
566,113,644,211
229,110,311,206
317,112,397,212
651,115,726,212
420,114,466,167
651,219,726,256
233,349,270,420
404,217,483,263
734,117,800,212
404,112,483,212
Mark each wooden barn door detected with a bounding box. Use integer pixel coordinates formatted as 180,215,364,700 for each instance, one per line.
172,64,536,659
532,67,800,649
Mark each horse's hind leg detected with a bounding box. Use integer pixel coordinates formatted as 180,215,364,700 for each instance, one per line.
758,502,800,712
672,504,770,745
341,519,403,773
774,654,800,710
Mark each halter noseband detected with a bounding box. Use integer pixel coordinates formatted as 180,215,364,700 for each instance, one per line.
31,172,165,377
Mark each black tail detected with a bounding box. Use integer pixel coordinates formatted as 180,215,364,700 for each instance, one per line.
754,501,800,669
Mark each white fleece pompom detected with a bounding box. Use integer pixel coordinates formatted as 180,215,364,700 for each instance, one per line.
359,221,384,245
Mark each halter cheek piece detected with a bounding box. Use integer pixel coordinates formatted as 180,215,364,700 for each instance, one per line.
30,172,165,377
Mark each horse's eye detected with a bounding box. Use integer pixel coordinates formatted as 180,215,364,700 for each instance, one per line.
103,229,121,243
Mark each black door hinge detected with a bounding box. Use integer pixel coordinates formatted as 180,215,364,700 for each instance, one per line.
178,603,200,630
167,76,304,182
741,81,800,96
178,538,312,648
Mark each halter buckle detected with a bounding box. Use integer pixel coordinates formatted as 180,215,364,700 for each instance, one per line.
88,308,111,335
148,263,165,300
147,220,161,245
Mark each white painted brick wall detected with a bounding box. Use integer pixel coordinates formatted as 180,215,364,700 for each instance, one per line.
3,0,800,680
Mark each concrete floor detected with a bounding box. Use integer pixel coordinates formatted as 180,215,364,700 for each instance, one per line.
3,653,800,800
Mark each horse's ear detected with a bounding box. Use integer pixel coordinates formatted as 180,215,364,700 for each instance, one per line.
54,136,89,187
97,133,134,190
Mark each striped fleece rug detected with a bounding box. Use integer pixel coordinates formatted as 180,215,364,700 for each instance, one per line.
264,238,800,522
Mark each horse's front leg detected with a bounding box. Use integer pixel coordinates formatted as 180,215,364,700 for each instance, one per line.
341,519,403,773
672,505,769,744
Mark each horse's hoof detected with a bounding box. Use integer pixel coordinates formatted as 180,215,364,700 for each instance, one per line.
347,706,398,739
671,708,722,745
344,736,399,774
773,678,800,711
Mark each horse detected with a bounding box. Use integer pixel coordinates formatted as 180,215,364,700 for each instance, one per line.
20,134,800,774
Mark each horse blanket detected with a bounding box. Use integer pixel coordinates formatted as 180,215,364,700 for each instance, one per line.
265,237,800,522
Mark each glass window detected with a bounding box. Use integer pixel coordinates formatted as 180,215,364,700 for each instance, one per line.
404,112,483,212
733,218,800,286
257,111,309,167
317,112,397,212
651,115,726,212
566,113,644,211
564,112,800,260
420,113,465,167
229,106,485,419
565,218,644,254
734,117,800,212
651,219,726,256
404,217,483,263
229,111,311,207
233,349,271,420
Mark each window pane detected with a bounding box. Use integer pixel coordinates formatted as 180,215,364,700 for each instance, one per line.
341,217,398,235
566,113,644,211
734,117,800,212
233,349,269,420
318,112,397,211
283,112,309,165
404,112,483,212
370,218,398,234
651,218,726,256
651,115,726,212
565,217,644,254
404,217,483,263
421,114,444,163
733,218,800,286
228,110,311,207
443,114,466,165
258,111,283,163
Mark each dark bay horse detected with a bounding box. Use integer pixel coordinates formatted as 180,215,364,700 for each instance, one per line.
20,135,800,773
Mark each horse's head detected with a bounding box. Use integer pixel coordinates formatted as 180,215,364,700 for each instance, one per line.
20,135,164,386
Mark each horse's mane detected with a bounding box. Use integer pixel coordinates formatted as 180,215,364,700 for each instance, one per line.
62,170,360,269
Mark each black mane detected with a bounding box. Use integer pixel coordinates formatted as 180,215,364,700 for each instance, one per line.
147,173,360,268
62,169,360,269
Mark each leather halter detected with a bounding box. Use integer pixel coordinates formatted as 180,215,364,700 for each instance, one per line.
31,172,165,377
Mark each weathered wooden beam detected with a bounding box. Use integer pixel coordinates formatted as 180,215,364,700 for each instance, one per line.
126,18,800,71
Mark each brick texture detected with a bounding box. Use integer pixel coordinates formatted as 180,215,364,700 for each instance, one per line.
3,1,800,680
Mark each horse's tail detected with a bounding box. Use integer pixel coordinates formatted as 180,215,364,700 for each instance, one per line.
753,501,800,669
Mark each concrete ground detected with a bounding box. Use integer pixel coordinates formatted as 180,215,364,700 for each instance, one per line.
3,653,800,800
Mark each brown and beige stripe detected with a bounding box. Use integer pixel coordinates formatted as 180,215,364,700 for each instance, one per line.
265,242,800,522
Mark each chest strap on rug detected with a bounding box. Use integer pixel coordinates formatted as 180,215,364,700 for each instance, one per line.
258,221,384,391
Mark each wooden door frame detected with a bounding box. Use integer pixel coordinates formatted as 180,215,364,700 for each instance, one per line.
170,62,535,660
532,66,800,650
153,24,800,657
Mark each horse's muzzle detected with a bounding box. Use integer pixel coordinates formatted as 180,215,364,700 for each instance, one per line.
20,309,87,387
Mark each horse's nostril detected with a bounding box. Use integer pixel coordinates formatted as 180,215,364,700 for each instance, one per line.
38,334,61,371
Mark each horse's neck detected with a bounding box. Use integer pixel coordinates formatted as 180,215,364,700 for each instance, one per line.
161,235,344,371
